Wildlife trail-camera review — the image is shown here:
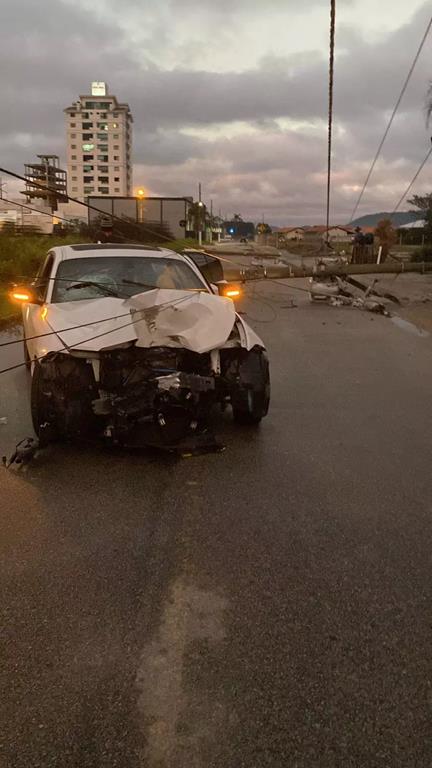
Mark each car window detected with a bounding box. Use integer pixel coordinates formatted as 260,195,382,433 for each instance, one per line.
50,256,206,303
184,251,224,284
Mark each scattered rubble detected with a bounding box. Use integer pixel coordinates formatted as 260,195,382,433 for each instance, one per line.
2,437,39,468
309,265,400,316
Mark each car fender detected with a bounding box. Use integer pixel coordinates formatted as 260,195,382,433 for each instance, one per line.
234,313,266,351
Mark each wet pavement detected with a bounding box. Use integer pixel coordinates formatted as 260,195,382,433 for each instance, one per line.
1,281,432,767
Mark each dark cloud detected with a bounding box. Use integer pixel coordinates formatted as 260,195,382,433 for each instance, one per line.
1,0,431,223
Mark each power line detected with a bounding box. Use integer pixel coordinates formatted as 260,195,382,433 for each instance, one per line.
391,143,432,214
350,13,432,223
0,294,193,376
325,0,336,241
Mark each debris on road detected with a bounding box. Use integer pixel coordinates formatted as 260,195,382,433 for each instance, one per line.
0,417,7,425
2,437,39,468
309,265,399,317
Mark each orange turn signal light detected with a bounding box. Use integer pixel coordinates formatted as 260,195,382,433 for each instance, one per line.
220,284,242,300
10,290,32,303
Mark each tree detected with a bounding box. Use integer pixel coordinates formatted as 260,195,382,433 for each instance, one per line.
408,193,432,243
256,222,272,235
233,213,243,222
375,219,397,261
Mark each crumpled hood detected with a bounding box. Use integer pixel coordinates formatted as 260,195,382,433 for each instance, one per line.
44,289,236,355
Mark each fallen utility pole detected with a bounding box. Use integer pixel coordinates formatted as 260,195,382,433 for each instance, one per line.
216,258,432,283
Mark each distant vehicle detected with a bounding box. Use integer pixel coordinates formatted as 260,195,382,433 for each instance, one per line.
12,244,270,450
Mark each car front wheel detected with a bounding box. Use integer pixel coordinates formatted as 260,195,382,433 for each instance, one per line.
231,348,270,425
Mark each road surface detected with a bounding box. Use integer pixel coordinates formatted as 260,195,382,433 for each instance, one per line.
1,279,432,767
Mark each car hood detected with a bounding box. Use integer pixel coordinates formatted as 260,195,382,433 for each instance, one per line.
44,289,237,355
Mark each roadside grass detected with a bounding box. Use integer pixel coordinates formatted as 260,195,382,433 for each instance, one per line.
0,235,88,284
0,290,16,322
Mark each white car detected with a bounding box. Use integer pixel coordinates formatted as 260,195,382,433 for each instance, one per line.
15,244,270,449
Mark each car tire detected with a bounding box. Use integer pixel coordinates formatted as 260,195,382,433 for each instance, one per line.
30,362,52,444
23,340,31,371
232,348,270,425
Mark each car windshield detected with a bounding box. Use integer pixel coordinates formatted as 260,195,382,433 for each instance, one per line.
50,256,206,302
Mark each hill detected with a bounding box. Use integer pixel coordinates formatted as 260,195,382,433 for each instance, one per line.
349,211,423,228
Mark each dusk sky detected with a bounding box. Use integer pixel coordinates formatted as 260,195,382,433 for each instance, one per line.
2,0,432,224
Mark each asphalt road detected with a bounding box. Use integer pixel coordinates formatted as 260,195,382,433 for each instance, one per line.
1,279,432,767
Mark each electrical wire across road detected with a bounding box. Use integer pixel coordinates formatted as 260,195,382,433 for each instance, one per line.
0,293,193,377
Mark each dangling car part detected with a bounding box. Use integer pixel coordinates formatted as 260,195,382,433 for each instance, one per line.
16,244,271,451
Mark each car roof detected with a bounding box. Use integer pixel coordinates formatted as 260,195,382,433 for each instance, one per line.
51,244,184,262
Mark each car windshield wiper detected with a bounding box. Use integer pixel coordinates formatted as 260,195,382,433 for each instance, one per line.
66,281,120,298
121,278,158,290
121,279,206,293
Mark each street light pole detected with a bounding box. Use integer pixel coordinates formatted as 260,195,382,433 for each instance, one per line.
198,182,202,246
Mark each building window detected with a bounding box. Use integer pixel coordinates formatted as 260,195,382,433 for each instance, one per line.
98,187,109,194
84,101,111,110
98,123,109,131
99,145,108,152
98,155,109,162
113,113,118,118
71,144,76,149
113,134,119,139
114,177,120,182
100,113,107,119
70,122,76,127
84,187,94,194
83,154,94,161
83,164,93,172
98,177,109,183
99,166,108,172
82,112,89,119
114,188,120,192
83,176,93,183
114,166,119,171
113,144,119,149
112,122,118,128
71,155,77,160
82,143,95,152
71,165,77,170
70,133,76,138
82,133,93,141
113,155,119,160
72,176,77,181
70,112,75,117
82,122,93,130
97,133,108,141
72,186,78,192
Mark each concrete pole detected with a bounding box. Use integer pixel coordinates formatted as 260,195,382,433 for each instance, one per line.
198,182,202,246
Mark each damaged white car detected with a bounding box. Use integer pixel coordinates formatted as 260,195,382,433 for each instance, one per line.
14,244,270,451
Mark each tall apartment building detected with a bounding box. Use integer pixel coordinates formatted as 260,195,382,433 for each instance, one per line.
64,82,133,200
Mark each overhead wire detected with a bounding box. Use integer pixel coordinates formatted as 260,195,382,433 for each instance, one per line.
0,293,193,376
391,143,432,214
349,13,432,223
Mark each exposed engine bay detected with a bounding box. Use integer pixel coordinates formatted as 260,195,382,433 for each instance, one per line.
33,341,269,453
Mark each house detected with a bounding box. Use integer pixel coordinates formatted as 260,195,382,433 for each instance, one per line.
277,227,304,241
303,225,354,242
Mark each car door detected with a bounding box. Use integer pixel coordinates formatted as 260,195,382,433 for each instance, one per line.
24,252,55,361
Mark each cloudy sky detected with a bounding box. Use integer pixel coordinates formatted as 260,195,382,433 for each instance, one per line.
1,0,432,224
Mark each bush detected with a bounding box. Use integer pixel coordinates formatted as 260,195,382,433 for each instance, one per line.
0,234,87,283
411,245,432,263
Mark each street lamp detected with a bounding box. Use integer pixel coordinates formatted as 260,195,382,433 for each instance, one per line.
136,188,145,223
